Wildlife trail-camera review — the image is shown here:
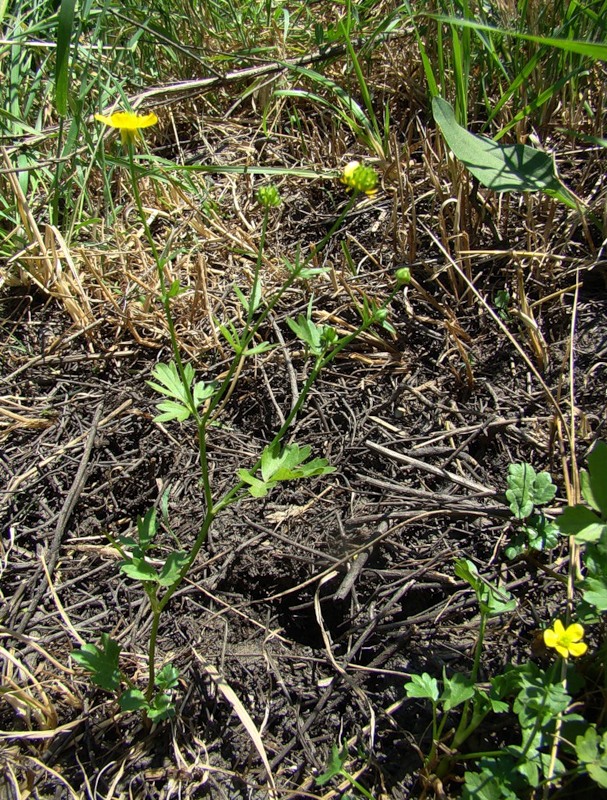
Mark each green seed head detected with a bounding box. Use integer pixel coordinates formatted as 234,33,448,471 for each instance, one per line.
257,184,281,208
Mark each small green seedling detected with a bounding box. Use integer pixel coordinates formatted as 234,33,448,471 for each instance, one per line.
404,561,515,783
316,742,375,800
504,462,559,558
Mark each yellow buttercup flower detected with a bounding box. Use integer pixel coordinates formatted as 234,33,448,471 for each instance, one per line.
95,110,158,147
543,620,587,658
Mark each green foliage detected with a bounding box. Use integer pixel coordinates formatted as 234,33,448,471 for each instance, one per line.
503,462,559,558
316,741,376,800
72,634,121,692
557,442,607,612
287,313,336,356
559,441,607,543
405,673,439,703
454,559,517,616
238,442,335,498
432,97,577,208
147,361,215,423
117,507,188,587
54,0,77,117
575,726,607,788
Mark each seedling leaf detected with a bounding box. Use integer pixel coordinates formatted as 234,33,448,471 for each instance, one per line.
119,688,147,712
315,742,348,786
120,557,160,583
155,664,179,691
441,671,475,711
137,507,157,552
506,463,555,519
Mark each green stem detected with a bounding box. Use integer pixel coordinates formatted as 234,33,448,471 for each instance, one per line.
451,609,488,752
145,590,161,701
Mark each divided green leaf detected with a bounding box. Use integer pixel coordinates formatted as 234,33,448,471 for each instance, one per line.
239,443,335,499
506,463,555,519
158,550,189,586
405,673,440,702
575,726,607,788
72,634,121,692
441,670,475,712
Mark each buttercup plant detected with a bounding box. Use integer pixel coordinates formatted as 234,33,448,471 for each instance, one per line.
73,111,399,720
403,449,607,797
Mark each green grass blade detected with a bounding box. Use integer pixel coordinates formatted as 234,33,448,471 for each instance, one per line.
429,14,607,61
55,0,78,116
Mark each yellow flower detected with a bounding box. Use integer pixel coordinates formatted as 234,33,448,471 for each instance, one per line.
543,620,587,658
341,160,378,196
95,110,158,146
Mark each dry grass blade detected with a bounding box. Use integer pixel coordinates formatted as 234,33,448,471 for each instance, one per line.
191,648,277,799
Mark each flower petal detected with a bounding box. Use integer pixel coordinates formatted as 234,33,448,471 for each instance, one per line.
568,641,588,657
553,619,565,637
544,629,558,648
566,623,584,642
95,111,158,131
555,643,570,658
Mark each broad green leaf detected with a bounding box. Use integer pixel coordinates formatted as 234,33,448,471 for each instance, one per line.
261,443,312,483
506,463,537,519
158,551,189,586
147,692,176,721
575,727,607,788
559,505,606,543
585,441,607,517
287,315,324,355
72,634,121,692
441,671,475,712
506,463,555,518
405,673,439,702
523,516,560,552
531,472,557,505
463,767,518,800
432,97,576,206
137,508,157,552
581,576,607,611
119,688,147,712
120,557,160,583
454,558,480,593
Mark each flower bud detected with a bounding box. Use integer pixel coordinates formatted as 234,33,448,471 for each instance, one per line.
395,267,412,285
341,161,378,196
